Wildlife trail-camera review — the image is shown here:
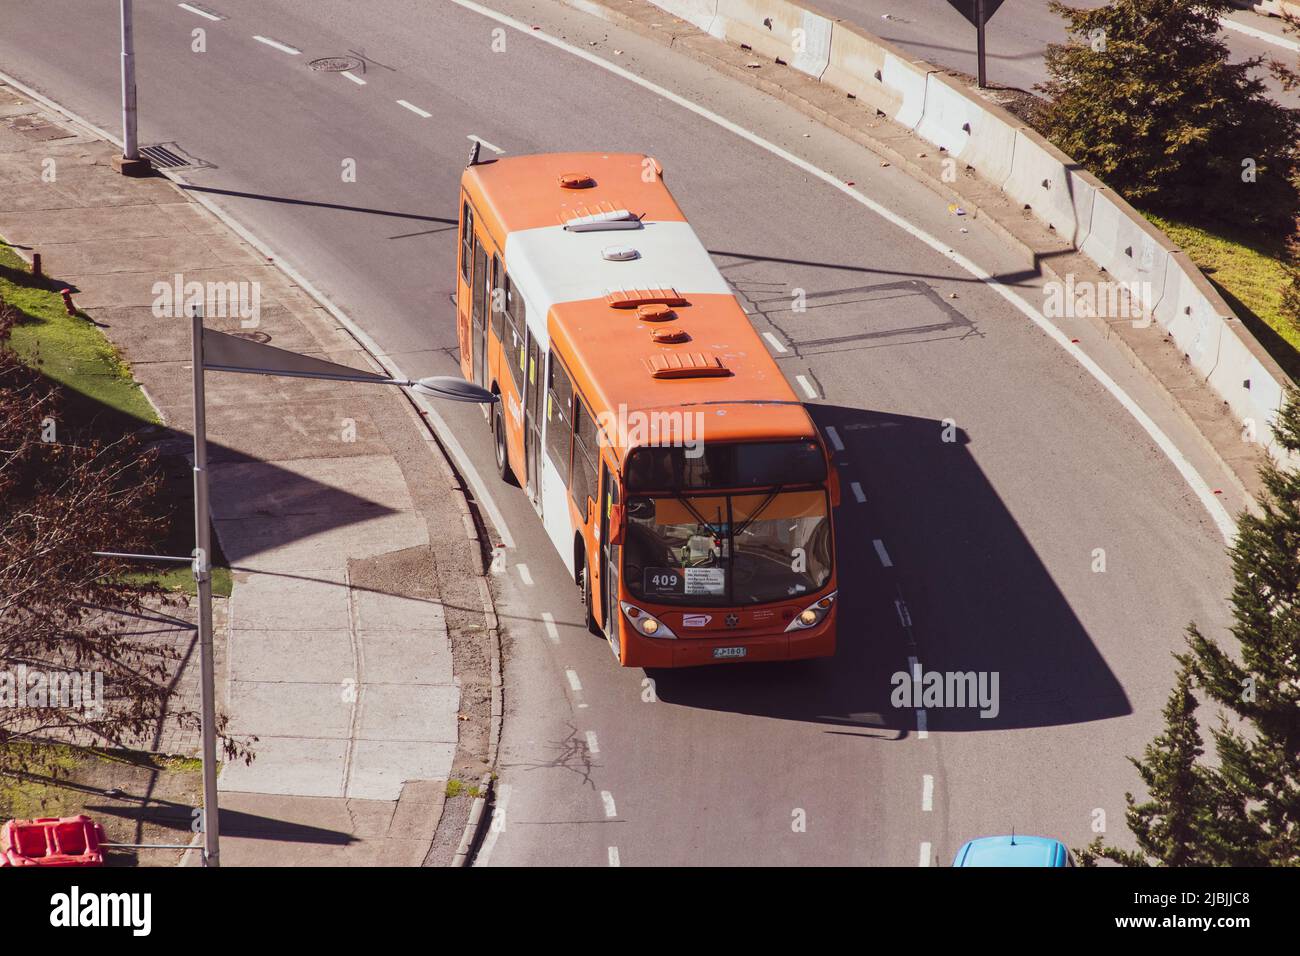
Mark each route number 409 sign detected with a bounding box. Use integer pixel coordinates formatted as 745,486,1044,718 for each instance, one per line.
644,567,726,596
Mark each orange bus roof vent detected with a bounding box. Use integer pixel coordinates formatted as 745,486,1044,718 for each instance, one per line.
559,172,596,189
651,327,690,344
606,287,688,309
637,304,676,321
644,352,731,379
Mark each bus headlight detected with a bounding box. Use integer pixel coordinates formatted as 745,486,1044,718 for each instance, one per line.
785,591,837,632
620,602,678,639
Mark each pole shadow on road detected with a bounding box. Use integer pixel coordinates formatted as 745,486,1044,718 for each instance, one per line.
647,405,1130,734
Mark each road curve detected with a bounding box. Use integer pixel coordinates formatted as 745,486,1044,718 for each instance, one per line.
0,0,1241,865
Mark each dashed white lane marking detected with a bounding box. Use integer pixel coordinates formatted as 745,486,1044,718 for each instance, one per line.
762,331,788,353
1220,16,1300,53
910,656,928,739
468,134,505,154
585,731,600,754
178,2,221,20
921,774,934,812
473,783,510,867
566,668,583,692
895,599,912,629
825,426,844,452
443,0,1236,545
795,375,817,399
601,790,617,818
850,481,866,503
252,35,301,55
608,846,621,867
542,612,560,643
340,71,367,85
397,99,433,118
873,539,893,568
516,563,534,586
919,842,932,867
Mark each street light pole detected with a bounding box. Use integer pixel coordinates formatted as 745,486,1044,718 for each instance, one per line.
190,304,220,868
113,0,150,176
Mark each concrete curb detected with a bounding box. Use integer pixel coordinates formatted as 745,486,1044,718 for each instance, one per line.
0,69,509,861
450,772,494,867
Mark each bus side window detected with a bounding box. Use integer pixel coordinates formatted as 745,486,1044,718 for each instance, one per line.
503,276,525,396
571,398,599,516
490,254,505,343
545,353,573,487
459,201,473,284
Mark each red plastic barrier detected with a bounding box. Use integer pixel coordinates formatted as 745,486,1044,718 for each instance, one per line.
1,815,106,867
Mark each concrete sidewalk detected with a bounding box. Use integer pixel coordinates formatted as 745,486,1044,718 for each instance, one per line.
0,81,494,865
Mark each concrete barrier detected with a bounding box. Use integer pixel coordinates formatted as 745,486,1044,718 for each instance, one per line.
1003,129,1099,248
655,0,722,36
715,0,832,79
915,72,1018,186
822,23,914,120
1210,323,1288,454
1080,188,1178,319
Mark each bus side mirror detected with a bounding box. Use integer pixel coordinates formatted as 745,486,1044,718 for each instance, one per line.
609,503,625,545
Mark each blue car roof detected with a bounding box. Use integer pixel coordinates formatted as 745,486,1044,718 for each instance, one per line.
952,836,1069,867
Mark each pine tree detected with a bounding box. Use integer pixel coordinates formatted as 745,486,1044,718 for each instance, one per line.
1079,389,1300,865
1076,659,1219,866
1035,0,1300,230
1183,389,1300,865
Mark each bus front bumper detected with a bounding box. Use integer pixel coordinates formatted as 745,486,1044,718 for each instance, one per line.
620,614,835,668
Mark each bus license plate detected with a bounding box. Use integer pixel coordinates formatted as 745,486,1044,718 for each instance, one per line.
713,646,747,659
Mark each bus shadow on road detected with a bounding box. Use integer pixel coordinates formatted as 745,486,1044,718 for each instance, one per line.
647,405,1130,734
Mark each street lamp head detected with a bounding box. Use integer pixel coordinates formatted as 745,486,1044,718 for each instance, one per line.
412,376,497,403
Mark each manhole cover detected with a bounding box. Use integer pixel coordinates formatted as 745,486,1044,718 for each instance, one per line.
309,56,362,73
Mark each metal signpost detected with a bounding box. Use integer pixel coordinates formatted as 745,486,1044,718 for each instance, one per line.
945,0,1008,88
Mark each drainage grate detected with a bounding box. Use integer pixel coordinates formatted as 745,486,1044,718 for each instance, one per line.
139,143,200,170
309,56,363,73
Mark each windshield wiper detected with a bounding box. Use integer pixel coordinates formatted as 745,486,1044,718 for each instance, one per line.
732,485,784,538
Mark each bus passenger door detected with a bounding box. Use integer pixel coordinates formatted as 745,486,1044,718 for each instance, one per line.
524,332,542,512
456,199,474,381
470,231,488,387
598,461,620,643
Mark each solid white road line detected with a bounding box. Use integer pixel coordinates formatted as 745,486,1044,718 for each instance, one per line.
586,731,600,754
252,35,301,55
341,71,367,86
921,774,934,812
795,375,817,399
762,331,788,353
1220,16,1300,53
516,563,534,586
919,842,932,866
825,425,844,452
444,0,1237,544
468,134,505,154
566,669,583,692
601,791,617,818
397,99,433,118
608,846,621,867
850,481,866,503
542,612,560,643
178,2,221,21
873,539,893,568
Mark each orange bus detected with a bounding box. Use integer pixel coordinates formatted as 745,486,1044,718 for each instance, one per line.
455,152,838,667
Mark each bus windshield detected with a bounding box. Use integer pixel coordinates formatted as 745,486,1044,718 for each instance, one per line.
622,489,832,606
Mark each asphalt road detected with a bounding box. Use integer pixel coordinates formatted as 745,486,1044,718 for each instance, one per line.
0,0,1244,865
818,0,1300,109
